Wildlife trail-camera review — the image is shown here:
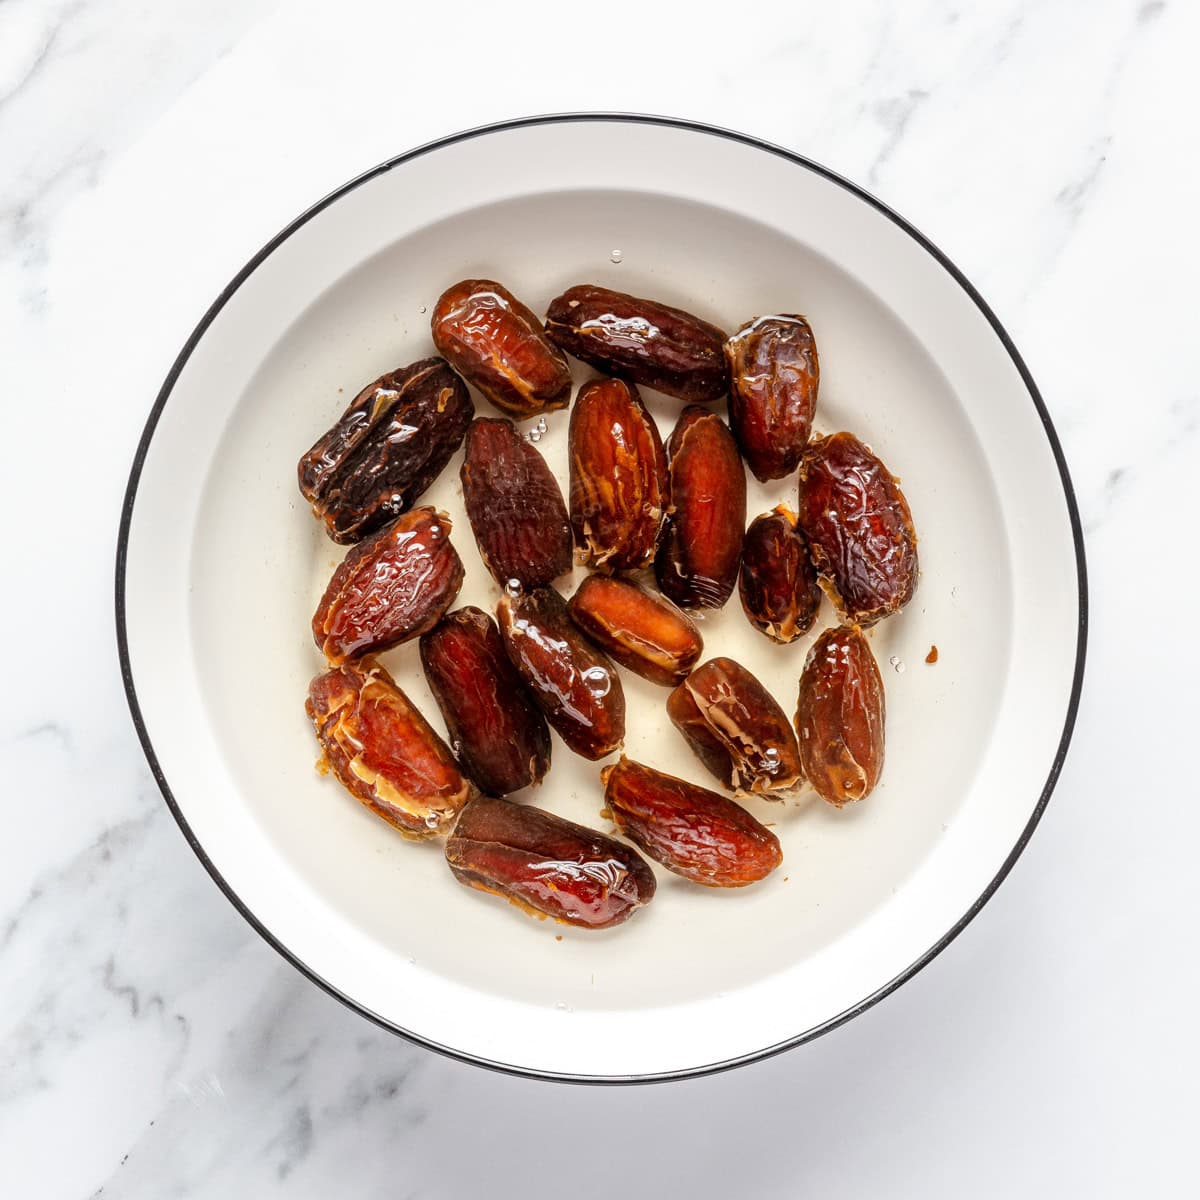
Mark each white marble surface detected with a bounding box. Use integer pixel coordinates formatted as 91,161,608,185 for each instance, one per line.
2,0,1197,1194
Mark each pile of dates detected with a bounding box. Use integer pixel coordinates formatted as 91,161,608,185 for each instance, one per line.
299,278,917,931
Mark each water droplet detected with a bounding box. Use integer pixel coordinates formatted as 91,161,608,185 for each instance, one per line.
505,578,522,598
424,813,441,829
418,305,427,314
582,666,611,696
535,417,547,434
610,249,623,263
528,430,542,442
889,655,906,674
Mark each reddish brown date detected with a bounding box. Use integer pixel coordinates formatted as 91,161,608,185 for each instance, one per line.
446,795,655,928
297,358,472,544
306,659,470,838
460,417,572,588
567,574,702,687
655,407,747,609
569,377,668,570
419,607,551,797
739,505,821,644
795,625,885,805
431,279,571,419
312,506,463,664
796,432,918,626
725,315,819,482
601,758,781,887
667,657,803,796
545,284,728,403
497,586,625,760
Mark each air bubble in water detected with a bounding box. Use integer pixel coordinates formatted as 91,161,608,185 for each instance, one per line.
610,249,623,263
418,305,427,314
889,655,906,674
505,578,522,598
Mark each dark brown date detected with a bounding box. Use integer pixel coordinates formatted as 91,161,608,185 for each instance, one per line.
796,432,918,626
655,407,746,609
297,358,472,544
497,586,625,760
601,758,781,887
431,279,571,419
739,505,821,644
667,657,803,796
795,625,885,805
460,417,572,588
567,574,702,687
545,284,728,403
725,315,819,482
312,506,463,664
306,659,470,838
569,377,667,570
419,607,551,797
446,795,655,928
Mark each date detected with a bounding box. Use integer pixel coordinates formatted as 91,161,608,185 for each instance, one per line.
460,417,572,588
667,657,803,796
567,574,702,687
497,586,625,760
306,659,470,838
739,505,821,644
725,315,819,481
312,506,463,663
419,607,551,797
431,279,571,419
601,758,781,887
569,377,667,570
545,284,728,403
445,795,655,928
654,406,746,609
796,432,918,626
297,357,472,544
795,625,885,805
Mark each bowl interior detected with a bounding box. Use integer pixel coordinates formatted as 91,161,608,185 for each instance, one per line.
122,119,1080,1078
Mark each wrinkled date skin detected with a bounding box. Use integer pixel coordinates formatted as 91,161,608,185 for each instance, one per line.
297,358,473,544
497,586,625,760
545,285,728,403
306,659,470,838
601,758,782,887
430,279,572,419
445,795,655,928
739,506,822,644
460,418,572,588
667,657,803,796
655,407,747,609
796,432,918,626
419,607,551,797
312,506,464,664
569,377,668,570
567,574,702,687
795,625,885,805
725,315,819,482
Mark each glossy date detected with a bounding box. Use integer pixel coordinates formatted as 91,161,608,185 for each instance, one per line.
445,795,656,928
311,506,463,664
601,757,782,887
739,505,821,644
297,357,472,544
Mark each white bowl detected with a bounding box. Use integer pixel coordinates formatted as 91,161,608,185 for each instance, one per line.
117,115,1086,1081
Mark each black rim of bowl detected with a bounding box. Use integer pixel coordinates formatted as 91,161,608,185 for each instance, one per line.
114,112,1089,1085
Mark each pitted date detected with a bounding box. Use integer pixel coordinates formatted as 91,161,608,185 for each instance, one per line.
796,432,918,626
601,758,781,887
431,279,571,419
739,505,821,644
461,417,572,588
445,795,655,928
795,625,885,805
667,657,803,796
569,377,668,570
545,284,728,403
312,506,463,664
306,659,470,838
655,406,746,609
497,586,625,761
297,357,472,544
420,607,551,797
567,574,702,687
725,315,819,482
